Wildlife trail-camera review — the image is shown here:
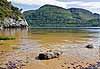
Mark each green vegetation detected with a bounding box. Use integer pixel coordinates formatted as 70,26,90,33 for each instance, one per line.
0,0,23,24
0,36,16,40
23,4,100,27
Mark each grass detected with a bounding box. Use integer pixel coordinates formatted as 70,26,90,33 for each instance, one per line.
0,36,16,40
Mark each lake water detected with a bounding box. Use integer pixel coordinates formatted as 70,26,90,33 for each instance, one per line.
0,28,100,51
0,28,100,66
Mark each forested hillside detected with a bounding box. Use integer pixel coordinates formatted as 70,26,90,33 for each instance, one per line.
23,4,100,27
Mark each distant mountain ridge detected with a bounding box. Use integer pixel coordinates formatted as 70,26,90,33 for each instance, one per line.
23,4,100,27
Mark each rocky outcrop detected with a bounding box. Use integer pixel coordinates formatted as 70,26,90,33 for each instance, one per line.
0,17,28,29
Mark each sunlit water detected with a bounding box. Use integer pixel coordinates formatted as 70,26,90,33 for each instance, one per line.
0,28,100,64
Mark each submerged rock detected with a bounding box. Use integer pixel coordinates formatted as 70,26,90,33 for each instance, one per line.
38,50,63,60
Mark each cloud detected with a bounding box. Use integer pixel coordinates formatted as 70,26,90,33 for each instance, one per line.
79,2,100,8
9,0,100,9
7,0,100,14
57,0,100,2
8,0,82,8
13,3,40,11
7,0,12,1
9,0,66,8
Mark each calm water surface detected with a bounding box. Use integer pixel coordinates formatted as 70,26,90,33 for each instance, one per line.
0,28,100,63
0,28,100,51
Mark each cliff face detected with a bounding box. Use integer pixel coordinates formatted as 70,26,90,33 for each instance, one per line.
0,0,28,28
1,18,28,28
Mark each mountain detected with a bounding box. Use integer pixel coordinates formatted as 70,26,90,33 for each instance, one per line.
23,4,100,27
0,0,28,28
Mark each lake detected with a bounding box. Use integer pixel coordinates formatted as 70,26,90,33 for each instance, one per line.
0,28,100,51
0,28,100,68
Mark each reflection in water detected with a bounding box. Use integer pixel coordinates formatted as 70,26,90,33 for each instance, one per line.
0,28,28,51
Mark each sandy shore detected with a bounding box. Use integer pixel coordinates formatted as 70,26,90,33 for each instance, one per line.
0,47,100,69
22,55,98,69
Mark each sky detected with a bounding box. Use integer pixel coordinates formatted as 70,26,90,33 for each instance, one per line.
7,0,100,14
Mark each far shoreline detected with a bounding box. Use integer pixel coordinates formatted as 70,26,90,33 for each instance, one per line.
30,27,100,29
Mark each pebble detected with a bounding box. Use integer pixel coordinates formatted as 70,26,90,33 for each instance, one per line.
61,65,64,67
70,63,74,65
73,67,76,69
67,67,70,69
64,62,67,64
16,60,22,62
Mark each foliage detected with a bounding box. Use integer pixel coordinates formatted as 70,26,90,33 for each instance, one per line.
0,0,23,21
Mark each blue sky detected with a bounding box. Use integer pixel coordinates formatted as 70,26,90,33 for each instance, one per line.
7,0,100,14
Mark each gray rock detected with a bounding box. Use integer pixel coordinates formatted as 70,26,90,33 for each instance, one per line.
38,50,63,60
0,17,28,28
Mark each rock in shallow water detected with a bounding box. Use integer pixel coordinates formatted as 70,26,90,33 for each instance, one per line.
85,44,94,49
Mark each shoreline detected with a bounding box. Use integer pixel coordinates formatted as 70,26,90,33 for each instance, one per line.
30,27,100,29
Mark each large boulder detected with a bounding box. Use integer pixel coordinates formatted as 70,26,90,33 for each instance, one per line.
38,50,63,60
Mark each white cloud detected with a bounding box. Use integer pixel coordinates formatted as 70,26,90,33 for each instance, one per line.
7,0,100,9
8,0,82,8
7,0,100,14
79,2,100,8
7,0,12,1
9,0,66,8
67,1,82,4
